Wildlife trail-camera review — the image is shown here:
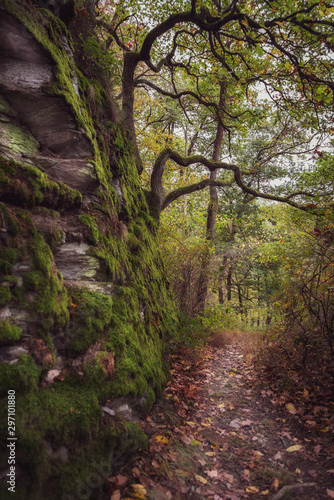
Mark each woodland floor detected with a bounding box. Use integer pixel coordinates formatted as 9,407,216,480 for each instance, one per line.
108,340,334,500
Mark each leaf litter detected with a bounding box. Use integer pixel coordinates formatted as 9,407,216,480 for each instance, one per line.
107,340,334,499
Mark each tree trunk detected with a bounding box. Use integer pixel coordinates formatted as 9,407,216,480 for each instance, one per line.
196,80,226,313
122,51,143,173
227,264,232,301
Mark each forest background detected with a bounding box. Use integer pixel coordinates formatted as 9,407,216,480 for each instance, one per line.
94,0,334,396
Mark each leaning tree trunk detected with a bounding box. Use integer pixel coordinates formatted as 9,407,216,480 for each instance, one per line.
196,80,226,313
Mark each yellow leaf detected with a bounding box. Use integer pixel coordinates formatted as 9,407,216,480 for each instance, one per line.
186,421,196,427
295,468,301,474
320,427,330,432
271,477,279,489
155,435,168,443
205,451,215,456
217,402,225,408
286,444,302,452
201,422,211,427
261,490,270,496
131,484,148,499
195,474,208,484
286,403,297,414
246,486,260,493
253,450,264,457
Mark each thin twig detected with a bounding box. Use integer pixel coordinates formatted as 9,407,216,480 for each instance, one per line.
272,482,316,500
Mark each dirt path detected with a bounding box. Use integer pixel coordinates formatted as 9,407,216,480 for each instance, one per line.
110,342,334,500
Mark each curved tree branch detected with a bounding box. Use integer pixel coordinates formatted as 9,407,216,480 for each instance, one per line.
162,178,233,210
149,147,318,215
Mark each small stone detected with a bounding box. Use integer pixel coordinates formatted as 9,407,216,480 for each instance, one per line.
46,369,61,383
102,407,116,417
229,418,242,429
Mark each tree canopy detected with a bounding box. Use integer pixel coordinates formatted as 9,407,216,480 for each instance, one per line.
95,0,334,217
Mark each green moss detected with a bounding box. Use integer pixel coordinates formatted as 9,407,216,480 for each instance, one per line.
0,355,41,396
18,231,70,331
0,285,11,306
78,214,99,244
0,320,22,342
66,288,113,354
84,350,113,386
0,373,149,499
0,202,21,235
0,247,19,274
1,275,18,284
0,156,82,209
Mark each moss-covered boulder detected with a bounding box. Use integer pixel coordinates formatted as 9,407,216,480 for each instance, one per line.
0,1,178,498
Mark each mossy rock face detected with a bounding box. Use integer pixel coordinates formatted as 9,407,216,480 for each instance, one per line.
0,1,179,498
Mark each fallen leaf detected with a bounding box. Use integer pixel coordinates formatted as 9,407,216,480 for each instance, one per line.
186,421,196,427
205,451,215,456
271,478,279,490
295,468,301,474
195,474,208,484
155,435,168,443
286,403,297,414
241,419,253,427
314,445,322,453
180,435,192,445
253,450,264,457
151,459,160,469
110,491,121,500
273,451,282,460
222,472,234,484
108,474,128,486
132,484,147,499
132,468,141,479
206,469,219,478
321,427,330,432
217,402,225,409
327,490,334,498
191,439,202,446
286,444,303,452
261,490,270,496
246,486,259,493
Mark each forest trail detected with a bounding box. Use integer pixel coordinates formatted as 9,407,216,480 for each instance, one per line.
110,341,334,500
